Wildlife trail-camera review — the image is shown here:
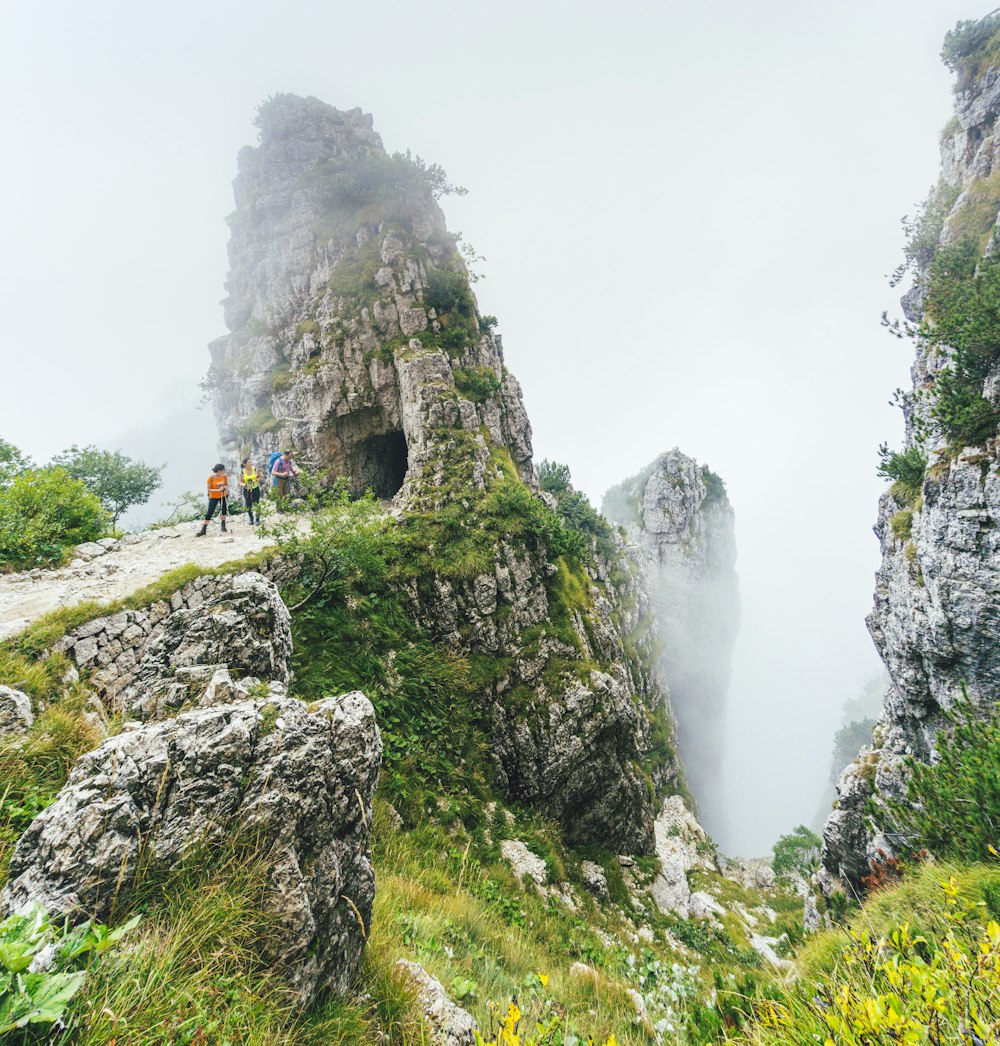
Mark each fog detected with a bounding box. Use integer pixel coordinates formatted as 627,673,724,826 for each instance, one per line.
0,0,980,854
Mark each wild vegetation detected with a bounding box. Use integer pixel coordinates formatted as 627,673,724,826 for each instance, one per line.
0,438,162,571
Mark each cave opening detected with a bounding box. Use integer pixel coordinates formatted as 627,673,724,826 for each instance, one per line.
349,430,408,499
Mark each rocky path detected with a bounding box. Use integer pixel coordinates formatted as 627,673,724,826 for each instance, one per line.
0,520,286,642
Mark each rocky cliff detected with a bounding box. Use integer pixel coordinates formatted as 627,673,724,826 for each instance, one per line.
824,23,1000,891
604,451,740,839
209,94,687,854
209,94,531,497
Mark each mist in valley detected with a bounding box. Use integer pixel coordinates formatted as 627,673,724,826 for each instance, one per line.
0,0,980,856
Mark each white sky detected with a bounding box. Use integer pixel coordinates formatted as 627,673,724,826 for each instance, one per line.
0,0,980,854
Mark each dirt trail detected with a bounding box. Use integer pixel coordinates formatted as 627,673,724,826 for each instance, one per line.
0,519,287,642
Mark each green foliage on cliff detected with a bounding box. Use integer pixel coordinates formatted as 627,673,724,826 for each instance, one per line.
886,700,1000,864
771,825,821,879
887,237,1000,452
942,13,1000,89
537,459,616,563
876,444,926,506
453,365,501,403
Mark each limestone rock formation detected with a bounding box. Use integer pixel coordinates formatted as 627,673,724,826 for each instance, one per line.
0,686,33,735
2,692,381,1005
824,39,1000,889
208,94,684,853
210,93,531,496
650,795,717,919
604,451,739,838
53,571,292,720
395,960,478,1045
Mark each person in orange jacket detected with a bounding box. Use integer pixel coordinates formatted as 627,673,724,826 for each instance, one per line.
196,463,229,536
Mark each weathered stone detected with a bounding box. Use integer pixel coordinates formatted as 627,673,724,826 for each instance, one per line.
119,571,292,719
580,860,609,899
689,890,725,922
395,960,477,1045
2,692,381,1006
0,686,33,735
500,839,547,889
650,796,715,918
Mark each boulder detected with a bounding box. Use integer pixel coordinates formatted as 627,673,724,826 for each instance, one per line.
2,692,381,1006
580,860,609,899
650,796,714,918
395,960,477,1045
500,839,547,889
121,571,292,719
0,686,33,735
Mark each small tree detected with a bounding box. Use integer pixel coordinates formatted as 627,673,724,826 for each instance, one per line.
772,825,822,879
51,446,162,527
0,438,31,487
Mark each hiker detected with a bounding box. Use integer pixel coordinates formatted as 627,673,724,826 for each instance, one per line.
271,450,300,505
241,457,262,525
268,450,283,493
196,463,229,536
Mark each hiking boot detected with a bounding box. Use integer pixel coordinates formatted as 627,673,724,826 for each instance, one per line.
221,521,227,532
196,524,207,537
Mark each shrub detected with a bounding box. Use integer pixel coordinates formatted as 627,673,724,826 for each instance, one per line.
453,366,501,403
890,509,913,542
424,266,474,318
0,438,31,487
0,467,107,570
50,445,162,527
876,444,926,505
887,698,1000,863
771,825,822,879
941,14,1000,87
536,461,616,563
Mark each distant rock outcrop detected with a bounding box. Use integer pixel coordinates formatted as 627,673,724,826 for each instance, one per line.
2,691,381,1006
604,450,740,839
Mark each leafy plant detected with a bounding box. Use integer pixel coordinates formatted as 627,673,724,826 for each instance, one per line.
0,467,107,571
876,444,926,506
887,698,1000,863
0,904,138,1037
50,445,162,527
771,825,822,879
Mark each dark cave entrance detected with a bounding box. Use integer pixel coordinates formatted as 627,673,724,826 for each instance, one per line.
349,430,408,499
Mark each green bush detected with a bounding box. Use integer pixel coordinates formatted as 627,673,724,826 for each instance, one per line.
0,467,107,571
537,460,616,563
941,14,1000,87
918,240,1000,449
453,366,501,404
50,445,162,527
0,438,31,487
423,267,474,318
887,699,1000,863
877,444,926,506
771,825,822,879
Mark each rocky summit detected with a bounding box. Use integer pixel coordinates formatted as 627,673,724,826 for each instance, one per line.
205,94,732,854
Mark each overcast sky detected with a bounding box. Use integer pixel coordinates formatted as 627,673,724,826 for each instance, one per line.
0,0,980,854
